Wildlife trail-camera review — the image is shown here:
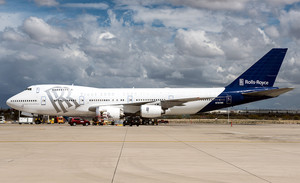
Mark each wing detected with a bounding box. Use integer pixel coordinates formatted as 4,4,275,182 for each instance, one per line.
123,97,215,109
88,97,215,114
160,97,214,109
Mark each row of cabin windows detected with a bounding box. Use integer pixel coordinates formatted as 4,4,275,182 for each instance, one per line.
88,98,213,102
52,88,69,91
136,99,166,102
53,99,76,102
89,99,125,102
11,100,37,103
202,99,213,101
136,98,213,102
10,98,214,104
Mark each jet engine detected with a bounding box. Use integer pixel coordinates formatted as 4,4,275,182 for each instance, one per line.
140,105,162,118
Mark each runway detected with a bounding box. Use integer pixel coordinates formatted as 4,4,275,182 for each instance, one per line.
1,123,300,183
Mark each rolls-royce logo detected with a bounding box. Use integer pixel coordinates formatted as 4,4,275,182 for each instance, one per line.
45,87,80,113
239,79,244,86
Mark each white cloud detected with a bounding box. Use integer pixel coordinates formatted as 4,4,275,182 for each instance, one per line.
17,52,37,61
2,28,24,42
0,12,24,31
116,0,249,11
34,0,59,7
168,0,249,11
175,29,224,58
62,3,109,9
265,0,300,5
221,37,252,60
167,71,184,79
279,10,300,40
130,6,224,32
257,28,273,45
98,32,116,40
265,26,279,38
23,17,70,44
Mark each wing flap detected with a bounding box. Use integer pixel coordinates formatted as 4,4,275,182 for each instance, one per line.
242,88,293,98
161,97,213,109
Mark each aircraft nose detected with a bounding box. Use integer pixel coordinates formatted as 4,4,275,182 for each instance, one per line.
6,97,13,108
6,96,17,109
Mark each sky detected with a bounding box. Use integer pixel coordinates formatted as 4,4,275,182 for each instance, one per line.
0,0,300,110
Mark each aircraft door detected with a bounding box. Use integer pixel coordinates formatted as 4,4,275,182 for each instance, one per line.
41,96,46,105
226,95,232,105
127,95,133,103
79,96,84,105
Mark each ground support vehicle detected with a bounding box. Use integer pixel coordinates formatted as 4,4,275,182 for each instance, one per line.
55,117,65,124
68,117,90,126
92,117,104,126
123,116,140,126
34,115,49,124
19,117,34,124
142,118,158,125
92,120,104,126
0,116,5,124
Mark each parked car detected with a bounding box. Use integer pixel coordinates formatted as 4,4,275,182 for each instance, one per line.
68,117,90,126
158,119,169,124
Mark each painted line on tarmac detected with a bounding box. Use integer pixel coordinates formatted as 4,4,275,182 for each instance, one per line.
219,130,248,135
111,126,128,183
0,140,299,143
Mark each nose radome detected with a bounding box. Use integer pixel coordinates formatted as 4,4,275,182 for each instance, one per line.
6,97,13,108
6,96,16,109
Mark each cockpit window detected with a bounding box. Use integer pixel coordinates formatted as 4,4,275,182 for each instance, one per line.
27,88,32,91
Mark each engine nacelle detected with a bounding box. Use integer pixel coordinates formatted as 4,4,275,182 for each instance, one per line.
96,106,124,119
140,105,162,118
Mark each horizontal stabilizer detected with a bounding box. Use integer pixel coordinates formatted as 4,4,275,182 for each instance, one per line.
242,88,293,98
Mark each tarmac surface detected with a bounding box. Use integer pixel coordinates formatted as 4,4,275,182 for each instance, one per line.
1,123,300,183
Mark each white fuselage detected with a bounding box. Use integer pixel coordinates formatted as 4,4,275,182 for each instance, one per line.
6,85,225,117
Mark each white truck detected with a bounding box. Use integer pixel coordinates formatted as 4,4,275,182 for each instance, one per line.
0,116,5,124
19,117,34,124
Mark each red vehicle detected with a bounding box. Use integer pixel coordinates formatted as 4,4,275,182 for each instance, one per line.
68,117,90,126
158,120,169,124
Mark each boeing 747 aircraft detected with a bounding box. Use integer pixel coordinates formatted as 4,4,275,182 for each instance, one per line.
6,48,293,122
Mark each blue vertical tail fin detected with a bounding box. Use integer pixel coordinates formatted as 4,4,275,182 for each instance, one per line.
226,48,288,89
